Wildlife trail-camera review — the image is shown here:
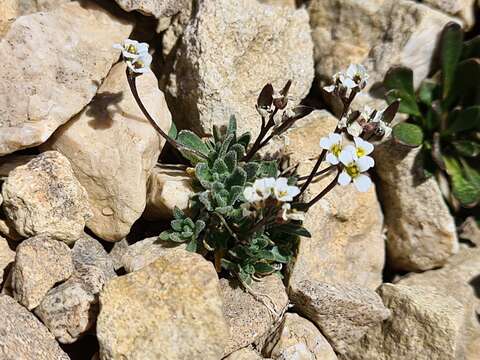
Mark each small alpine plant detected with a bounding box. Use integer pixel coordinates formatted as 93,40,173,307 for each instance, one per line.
115,40,397,284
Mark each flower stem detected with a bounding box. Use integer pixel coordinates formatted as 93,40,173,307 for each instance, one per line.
305,170,340,210
126,71,208,160
243,108,279,162
297,165,335,182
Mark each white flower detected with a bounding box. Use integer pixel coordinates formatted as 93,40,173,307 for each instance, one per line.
273,178,300,202
345,137,374,160
114,39,151,73
346,121,363,137
126,52,152,74
319,133,343,165
113,39,148,59
243,186,262,203
344,64,369,90
323,84,336,93
281,203,305,222
337,148,374,192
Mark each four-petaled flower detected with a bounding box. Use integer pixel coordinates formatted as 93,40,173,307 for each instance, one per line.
114,39,152,74
243,177,276,203
319,133,343,165
273,178,300,202
344,137,375,168
343,64,369,90
337,148,374,192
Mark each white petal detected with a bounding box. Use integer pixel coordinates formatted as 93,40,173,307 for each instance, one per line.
326,153,339,165
287,185,300,198
323,85,336,93
338,171,351,186
329,133,342,144
383,124,392,138
339,148,355,165
264,177,276,189
353,174,372,192
354,137,374,155
243,187,256,202
338,117,347,129
319,137,332,150
346,64,356,78
342,77,357,89
347,122,363,137
343,145,357,157
357,156,374,172
275,177,288,189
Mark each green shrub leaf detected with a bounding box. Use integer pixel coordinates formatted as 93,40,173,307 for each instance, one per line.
440,22,463,99
392,123,424,147
444,156,480,206
452,140,480,157
446,106,480,134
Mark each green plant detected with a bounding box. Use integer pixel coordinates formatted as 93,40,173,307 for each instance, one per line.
115,39,396,284
384,22,480,208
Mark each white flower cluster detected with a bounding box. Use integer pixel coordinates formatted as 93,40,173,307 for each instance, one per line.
320,134,375,192
113,39,152,74
323,64,369,93
243,177,303,221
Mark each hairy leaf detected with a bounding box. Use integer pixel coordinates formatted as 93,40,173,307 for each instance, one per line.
392,123,424,147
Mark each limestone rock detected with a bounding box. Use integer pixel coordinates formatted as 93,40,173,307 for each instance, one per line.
12,234,73,309
284,110,384,290
34,233,116,343
145,166,194,219
46,62,172,242
221,275,289,356
398,248,480,359
224,347,264,360
97,250,228,360
108,238,129,271
0,217,22,241
2,151,92,244
0,2,133,155
269,313,338,360
167,0,314,136
114,0,187,18
0,154,35,177
121,236,186,273
423,0,475,28
345,284,467,360
309,0,457,89
0,235,14,286
374,141,458,271
0,294,69,360
290,280,390,354
72,233,116,280
259,0,295,6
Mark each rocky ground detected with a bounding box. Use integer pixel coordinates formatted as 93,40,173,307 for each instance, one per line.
0,0,479,359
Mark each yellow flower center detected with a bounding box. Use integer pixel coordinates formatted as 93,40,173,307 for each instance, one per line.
278,190,288,198
356,147,365,157
126,44,138,54
345,163,360,178
134,60,144,69
331,143,342,157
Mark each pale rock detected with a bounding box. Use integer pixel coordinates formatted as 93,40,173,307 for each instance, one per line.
0,294,69,360
72,233,116,280
290,280,390,354
224,347,264,360
374,141,458,271
459,217,480,246
0,235,14,286
284,110,384,290
398,248,480,359
309,0,458,89
46,62,172,242
167,0,314,136
221,275,289,356
269,313,338,360
344,283,468,360
121,236,186,272
97,250,228,360
0,217,22,241
423,0,475,28
0,154,35,177
12,234,73,310
114,0,187,18
108,238,129,271
0,2,133,155
35,233,116,343
258,0,296,6
1,151,92,244
145,166,194,219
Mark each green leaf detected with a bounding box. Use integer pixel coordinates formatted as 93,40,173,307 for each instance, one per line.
254,262,275,274
181,230,194,239
168,122,178,139
237,133,251,149
446,106,480,134
198,191,213,211
418,79,438,106
227,115,237,136
275,224,311,238
444,156,480,206
194,220,206,237
212,158,229,174
392,123,424,147
219,134,235,157
440,22,463,99
244,163,259,181
384,66,421,116
230,143,246,159
212,125,222,143
225,167,247,189
195,163,213,188
257,161,278,178
169,233,184,243
159,231,172,241
444,59,480,108
452,141,480,157
186,239,198,252
171,220,183,232
177,130,210,164
173,206,185,220
386,89,421,117
461,34,480,60
227,185,243,205
224,151,237,172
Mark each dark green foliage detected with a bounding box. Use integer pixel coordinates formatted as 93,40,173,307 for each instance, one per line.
160,116,308,283
384,22,480,208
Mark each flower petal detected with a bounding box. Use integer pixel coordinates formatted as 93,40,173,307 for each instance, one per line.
339,148,355,165
329,133,342,144
323,85,336,93
319,137,332,150
326,153,339,165
353,174,372,192
338,171,351,186
347,122,363,137
357,156,375,172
